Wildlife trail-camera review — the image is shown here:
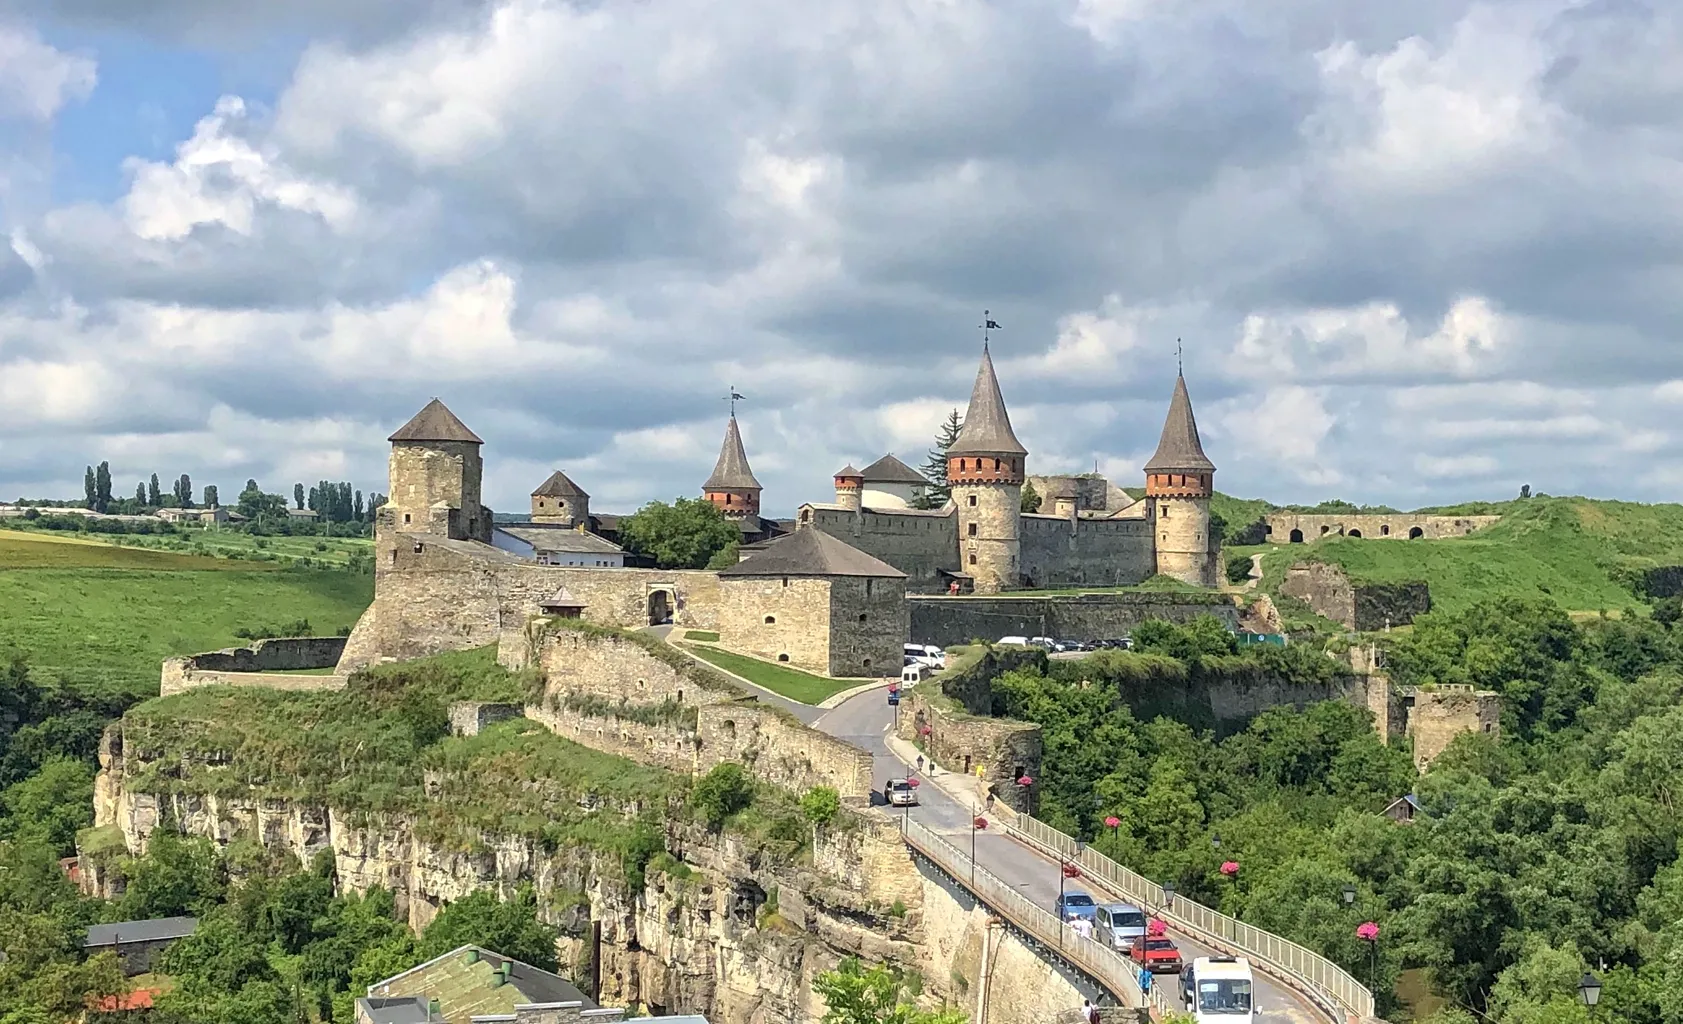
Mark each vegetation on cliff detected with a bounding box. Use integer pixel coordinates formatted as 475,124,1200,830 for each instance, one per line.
1000,603,1683,1023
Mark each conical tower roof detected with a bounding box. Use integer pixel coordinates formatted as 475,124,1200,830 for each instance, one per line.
531,470,588,499
389,398,483,444
1144,373,1214,473
948,344,1027,457
703,416,762,491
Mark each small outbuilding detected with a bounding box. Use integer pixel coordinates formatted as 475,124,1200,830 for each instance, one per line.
84,916,198,975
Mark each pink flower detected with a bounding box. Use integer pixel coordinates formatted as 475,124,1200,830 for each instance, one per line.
1147,918,1168,936
1017,775,1034,787
1356,921,1380,942
1104,816,1121,829
1220,861,1240,876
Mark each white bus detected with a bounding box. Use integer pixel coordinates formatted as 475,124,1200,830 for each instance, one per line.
1180,956,1253,1023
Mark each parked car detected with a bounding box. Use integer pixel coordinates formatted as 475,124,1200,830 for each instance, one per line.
1131,935,1184,973
997,636,1031,646
1094,903,1148,952
903,644,946,669
1029,636,1059,651
884,778,918,807
1054,890,1098,922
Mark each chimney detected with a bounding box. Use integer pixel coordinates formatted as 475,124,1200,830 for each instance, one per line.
428,998,442,1020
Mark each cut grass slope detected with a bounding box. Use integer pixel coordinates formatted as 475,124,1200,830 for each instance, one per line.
0,531,372,699
679,644,859,704
1240,497,1683,616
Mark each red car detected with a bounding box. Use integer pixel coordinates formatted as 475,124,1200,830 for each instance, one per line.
1130,936,1183,973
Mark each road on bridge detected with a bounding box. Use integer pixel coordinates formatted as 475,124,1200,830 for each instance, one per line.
814,687,1327,1024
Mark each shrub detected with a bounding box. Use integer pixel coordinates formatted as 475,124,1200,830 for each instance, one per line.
799,786,841,827
691,763,752,829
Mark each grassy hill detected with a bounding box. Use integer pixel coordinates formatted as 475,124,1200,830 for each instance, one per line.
1236,497,1683,617
0,531,373,699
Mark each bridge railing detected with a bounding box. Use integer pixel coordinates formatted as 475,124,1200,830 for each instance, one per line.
1006,814,1373,1022
900,817,1178,1019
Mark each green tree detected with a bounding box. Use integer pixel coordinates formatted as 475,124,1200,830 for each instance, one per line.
812,958,967,1024
203,484,219,508
94,462,112,513
619,498,739,569
82,466,95,510
692,763,753,829
135,482,147,506
0,758,94,851
1020,480,1041,514
420,886,560,971
294,483,305,510
914,409,963,509
800,786,841,827
148,473,162,507
119,831,223,920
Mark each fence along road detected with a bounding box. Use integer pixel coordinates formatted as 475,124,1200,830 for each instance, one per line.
900,817,1178,1018
814,687,1373,1024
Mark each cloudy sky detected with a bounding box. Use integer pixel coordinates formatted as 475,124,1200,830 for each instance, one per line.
1,0,1681,516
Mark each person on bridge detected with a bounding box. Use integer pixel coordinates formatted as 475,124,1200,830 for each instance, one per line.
1082,999,1097,1024
1137,967,1152,997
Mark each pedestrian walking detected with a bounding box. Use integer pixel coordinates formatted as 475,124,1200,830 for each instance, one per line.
1082,999,1098,1024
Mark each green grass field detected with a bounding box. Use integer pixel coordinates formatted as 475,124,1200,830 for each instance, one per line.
679,644,859,704
0,532,372,698
1238,497,1683,617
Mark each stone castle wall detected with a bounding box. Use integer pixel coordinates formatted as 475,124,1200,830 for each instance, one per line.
338,535,723,672
1017,512,1155,590
804,507,959,594
716,577,834,675
1264,512,1500,543
908,593,1239,646
826,576,910,677
160,636,349,696
896,689,1042,814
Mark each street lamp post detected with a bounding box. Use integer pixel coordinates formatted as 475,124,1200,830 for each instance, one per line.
1579,972,1602,1010
971,814,988,888
1342,884,1357,908
1161,881,1176,913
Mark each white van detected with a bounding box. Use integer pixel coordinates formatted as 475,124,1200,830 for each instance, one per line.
1181,956,1253,1023
901,664,926,686
997,636,1030,646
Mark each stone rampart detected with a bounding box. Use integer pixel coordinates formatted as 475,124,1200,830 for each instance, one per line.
339,535,724,672
908,592,1239,647
1279,561,1431,631
448,701,525,736
697,704,874,799
896,688,1041,814
160,636,349,696
1264,512,1500,543
1018,514,1156,590
1407,686,1501,770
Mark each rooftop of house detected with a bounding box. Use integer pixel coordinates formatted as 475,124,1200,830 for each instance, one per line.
495,525,624,555
84,916,198,948
718,526,906,579
531,470,589,500
858,454,927,485
368,945,592,1023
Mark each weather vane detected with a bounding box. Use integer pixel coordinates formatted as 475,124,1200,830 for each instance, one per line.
723,386,746,416
1177,338,1183,376
979,310,1002,345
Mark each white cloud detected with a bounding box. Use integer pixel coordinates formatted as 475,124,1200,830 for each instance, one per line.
121,96,360,241
1211,386,1341,487
1414,453,1497,478
0,25,95,121
1233,296,1504,381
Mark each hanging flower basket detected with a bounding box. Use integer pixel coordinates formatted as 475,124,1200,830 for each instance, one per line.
1062,863,1081,879
974,817,988,830
1356,921,1380,942
1146,918,1168,936
906,777,920,788
1220,861,1240,876
1016,775,1034,787
1103,815,1121,829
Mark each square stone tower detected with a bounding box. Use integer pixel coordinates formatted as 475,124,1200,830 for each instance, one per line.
383,398,490,543
530,470,590,528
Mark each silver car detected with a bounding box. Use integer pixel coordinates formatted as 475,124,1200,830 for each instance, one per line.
1095,902,1148,952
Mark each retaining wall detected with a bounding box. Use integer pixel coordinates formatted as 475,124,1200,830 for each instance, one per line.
909,592,1239,647
160,636,349,696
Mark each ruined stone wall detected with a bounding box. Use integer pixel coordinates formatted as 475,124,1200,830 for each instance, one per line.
160,636,350,696
827,577,909,677
1280,561,1431,631
697,705,874,800
338,535,723,672
716,577,833,675
803,507,957,594
1017,513,1156,590
1265,512,1500,543
908,593,1239,647
1025,474,1130,513
896,689,1041,813
1408,686,1501,770
954,484,1020,595
1151,495,1218,587
448,701,525,736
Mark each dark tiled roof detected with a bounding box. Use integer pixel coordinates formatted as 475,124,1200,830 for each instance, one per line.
948,345,1027,456
496,526,624,555
532,470,589,499
718,527,906,578
703,416,762,491
1143,374,1215,473
859,454,926,485
85,916,198,947
835,464,862,478
389,399,484,444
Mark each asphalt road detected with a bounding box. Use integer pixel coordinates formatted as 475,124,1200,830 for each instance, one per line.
813,687,1325,1024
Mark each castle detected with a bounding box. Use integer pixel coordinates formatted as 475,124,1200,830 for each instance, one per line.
797,346,1221,593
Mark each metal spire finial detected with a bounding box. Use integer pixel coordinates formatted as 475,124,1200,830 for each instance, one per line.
1177,338,1183,377
979,310,1002,347
723,386,746,416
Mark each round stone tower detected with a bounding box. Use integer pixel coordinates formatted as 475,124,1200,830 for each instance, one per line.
834,464,863,513
947,344,1026,594
1145,371,1218,587
702,415,762,520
